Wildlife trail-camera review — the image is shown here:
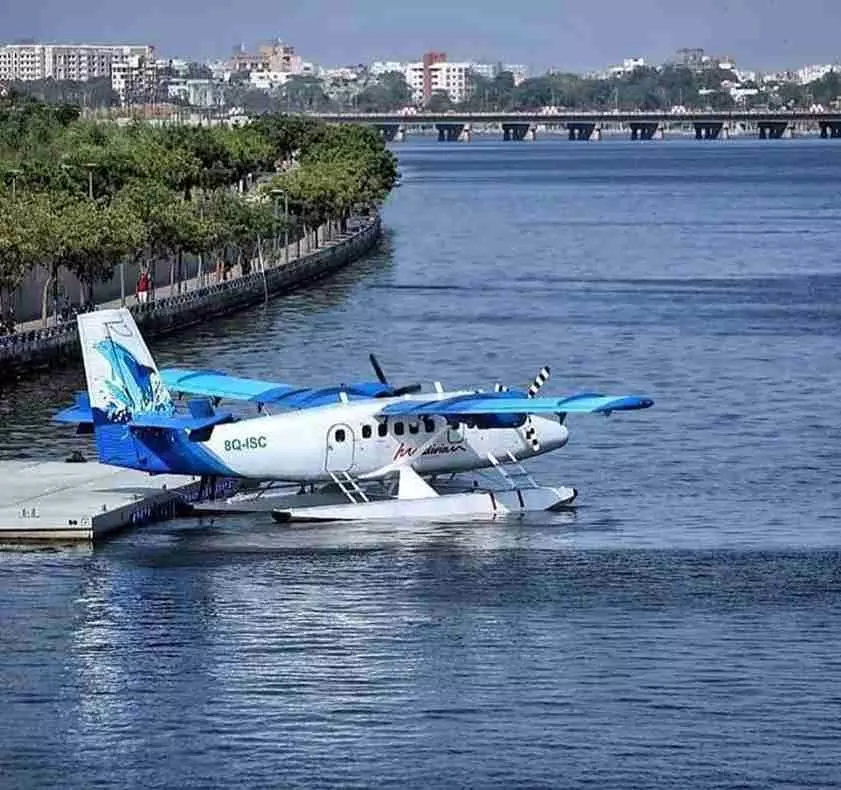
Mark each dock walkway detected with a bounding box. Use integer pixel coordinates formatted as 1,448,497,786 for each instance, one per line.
0,460,239,543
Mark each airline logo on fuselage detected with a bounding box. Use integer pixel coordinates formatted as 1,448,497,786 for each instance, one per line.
393,442,467,461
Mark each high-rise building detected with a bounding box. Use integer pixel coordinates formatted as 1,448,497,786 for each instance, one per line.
0,43,154,83
421,51,447,103
228,39,302,75
404,52,473,104
110,53,158,105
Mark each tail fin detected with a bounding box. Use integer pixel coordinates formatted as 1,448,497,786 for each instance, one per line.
77,308,174,424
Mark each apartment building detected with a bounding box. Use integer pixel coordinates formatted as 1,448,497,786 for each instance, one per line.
405,55,472,104
229,39,303,75
111,53,158,105
430,61,471,103
0,43,154,82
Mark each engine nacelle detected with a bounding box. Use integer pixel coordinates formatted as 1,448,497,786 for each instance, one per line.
460,414,528,430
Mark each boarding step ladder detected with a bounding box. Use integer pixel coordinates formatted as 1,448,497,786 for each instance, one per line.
329,470,370,504
486,451,540,490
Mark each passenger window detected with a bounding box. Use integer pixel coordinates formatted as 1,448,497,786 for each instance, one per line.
394,421,404,436
447,424,464,443
362,425,372,439
424,418,435,433
377,421,388,438
409,422,419,435
335,429,346,442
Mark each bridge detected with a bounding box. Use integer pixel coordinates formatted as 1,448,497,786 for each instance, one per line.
309,110,841,142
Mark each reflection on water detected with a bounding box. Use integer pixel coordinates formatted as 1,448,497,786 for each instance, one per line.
2,140,841,788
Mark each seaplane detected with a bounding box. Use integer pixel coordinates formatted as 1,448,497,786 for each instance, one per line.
55,308,654,522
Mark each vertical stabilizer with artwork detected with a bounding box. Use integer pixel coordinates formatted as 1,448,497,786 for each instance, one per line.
77,308,174,424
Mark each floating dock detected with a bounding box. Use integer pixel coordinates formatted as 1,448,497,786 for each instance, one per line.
0,460,239,544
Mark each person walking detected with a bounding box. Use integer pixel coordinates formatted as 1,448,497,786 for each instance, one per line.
136,269,150,305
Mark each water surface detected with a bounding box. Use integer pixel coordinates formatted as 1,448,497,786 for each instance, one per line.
2,139,840,788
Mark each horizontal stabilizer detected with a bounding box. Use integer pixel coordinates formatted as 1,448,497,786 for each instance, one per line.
54,391,234,438
54,392,93,426
127,411,236,432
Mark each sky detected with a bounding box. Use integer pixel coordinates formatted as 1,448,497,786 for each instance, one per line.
2,0,840,73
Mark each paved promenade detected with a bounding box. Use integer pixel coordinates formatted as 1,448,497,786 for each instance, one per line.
0,216,381,378
12,228,329,335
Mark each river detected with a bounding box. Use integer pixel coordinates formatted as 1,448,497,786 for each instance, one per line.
1,138,840,788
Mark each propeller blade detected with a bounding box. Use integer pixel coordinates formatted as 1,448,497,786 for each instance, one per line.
369,353,422,397
369,353,388,386
527,365,551,398
392,383,423,396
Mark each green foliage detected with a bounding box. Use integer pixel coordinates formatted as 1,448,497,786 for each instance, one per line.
355,71,413,112
8,77,118,110
0,95,394,309
282,76,333,112
427,91,454,113
454,64,835,112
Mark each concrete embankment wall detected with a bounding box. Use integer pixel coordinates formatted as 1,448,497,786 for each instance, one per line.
0,215,381,380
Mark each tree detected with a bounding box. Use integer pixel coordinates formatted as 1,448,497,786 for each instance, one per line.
282,76,334,112
0,192,44,313
59,198,144,305
355,71,413,112
186,62,213,80
0,98,400,320
427,90,453,112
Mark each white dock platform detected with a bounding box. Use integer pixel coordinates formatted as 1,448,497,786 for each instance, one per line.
0,460,239,543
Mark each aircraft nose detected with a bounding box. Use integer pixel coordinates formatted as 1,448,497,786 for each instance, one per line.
535,416,568,450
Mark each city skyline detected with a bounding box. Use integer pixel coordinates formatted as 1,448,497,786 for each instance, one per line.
6,0,841,73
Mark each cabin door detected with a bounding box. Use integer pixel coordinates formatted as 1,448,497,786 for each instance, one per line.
325,424,355,472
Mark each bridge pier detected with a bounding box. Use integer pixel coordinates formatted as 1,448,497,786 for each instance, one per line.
502,123,532,141
374,123,401,142
819,122,841,138
694,122,723,140
567,123,596,141
758,121,787,140
436,123,465,142
630,122,659,141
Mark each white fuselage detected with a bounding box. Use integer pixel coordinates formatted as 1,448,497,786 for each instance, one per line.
197,392,569,482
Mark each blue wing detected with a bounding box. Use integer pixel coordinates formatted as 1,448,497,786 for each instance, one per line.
161,368,300,402
378,392,654,418
160,368,393,409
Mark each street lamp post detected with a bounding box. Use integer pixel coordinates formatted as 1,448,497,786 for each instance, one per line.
82,162,99,307
7,168,21,199
82,162,97,200
270,190,280,257
283,191,289,265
